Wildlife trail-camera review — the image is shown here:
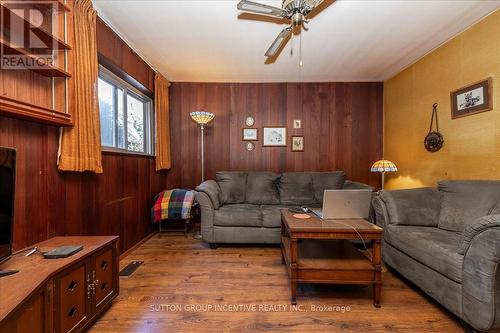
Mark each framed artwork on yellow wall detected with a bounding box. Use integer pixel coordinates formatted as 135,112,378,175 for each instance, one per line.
450,78,492,119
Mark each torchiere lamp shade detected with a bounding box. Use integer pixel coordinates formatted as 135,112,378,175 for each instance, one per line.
371,159,398,173
190,111,215,125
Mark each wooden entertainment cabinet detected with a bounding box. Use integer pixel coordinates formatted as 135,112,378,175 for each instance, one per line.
0,236,119,333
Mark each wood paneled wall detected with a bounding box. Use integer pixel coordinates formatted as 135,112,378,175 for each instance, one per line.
168,82,383,189
96,17,155,92
0,16,166,253
0,117,167,253
1,13,382,253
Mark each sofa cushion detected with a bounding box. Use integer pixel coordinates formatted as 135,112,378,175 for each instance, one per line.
384,225,463,283
380,188,440,226
245,172,280,205
213,204,262,227
278,172,315,205
260,205,288,228
438,180,500,232
216,172,247,204
312,171,346,203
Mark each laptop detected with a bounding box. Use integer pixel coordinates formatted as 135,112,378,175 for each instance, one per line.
310,189,372,219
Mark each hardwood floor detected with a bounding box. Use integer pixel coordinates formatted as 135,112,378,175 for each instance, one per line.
89,234,463,333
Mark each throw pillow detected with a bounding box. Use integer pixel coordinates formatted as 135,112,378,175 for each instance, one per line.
246,172,280,205
438,180,500,232
216,171,247,204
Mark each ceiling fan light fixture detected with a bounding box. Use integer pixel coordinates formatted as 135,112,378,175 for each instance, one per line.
237,0,332,60
292,12,305,26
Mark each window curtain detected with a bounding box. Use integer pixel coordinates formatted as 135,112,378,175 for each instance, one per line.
58,0,102,173
155,73,172,171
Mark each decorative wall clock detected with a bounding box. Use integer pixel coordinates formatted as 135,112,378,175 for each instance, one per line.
424,103,444,152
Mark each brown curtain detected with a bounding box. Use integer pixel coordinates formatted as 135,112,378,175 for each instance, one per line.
58,0,102,173
155,73,172,171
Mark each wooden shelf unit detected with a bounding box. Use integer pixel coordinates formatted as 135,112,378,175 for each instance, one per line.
0,95,73,126
0,38,71,77
0,0,73,126
31,0,71,12
1,3,71,51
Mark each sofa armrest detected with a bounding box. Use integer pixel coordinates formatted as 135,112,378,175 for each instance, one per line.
193,191,215,243
461,217,500,331
195,180,221,209
459,215,500,254
372,195,389,228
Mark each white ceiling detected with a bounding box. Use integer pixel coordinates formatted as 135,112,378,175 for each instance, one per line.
93,0,500,82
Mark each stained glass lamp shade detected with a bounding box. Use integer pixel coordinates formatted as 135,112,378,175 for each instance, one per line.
371,159,397,190
190,111,214,125
371,160,398,173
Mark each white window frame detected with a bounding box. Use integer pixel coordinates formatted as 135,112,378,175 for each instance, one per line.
98,65,155,156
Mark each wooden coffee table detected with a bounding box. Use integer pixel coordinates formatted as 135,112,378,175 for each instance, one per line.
280,209,383,307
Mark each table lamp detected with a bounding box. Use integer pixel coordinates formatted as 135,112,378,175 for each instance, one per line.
190,111,215,183
371,159,397,190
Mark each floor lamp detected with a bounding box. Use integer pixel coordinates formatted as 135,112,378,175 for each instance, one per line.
190,111,215,240
371,159,397,190
190,111,215,182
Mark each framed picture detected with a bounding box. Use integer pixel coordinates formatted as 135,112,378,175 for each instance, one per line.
293,119,301,129
451,78,492,119
263,127,287,146
242,128,258,141
291,136,304,152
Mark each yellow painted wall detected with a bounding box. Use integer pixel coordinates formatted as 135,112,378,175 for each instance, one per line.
384,9,500,190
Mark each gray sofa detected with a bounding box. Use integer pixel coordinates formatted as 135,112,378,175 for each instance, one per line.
372,180,500,332
194,171,372,247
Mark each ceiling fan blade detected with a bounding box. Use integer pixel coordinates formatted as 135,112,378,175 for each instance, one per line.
306,0,335,18
237,0,286,18
305,0,323,8
265,27,291,57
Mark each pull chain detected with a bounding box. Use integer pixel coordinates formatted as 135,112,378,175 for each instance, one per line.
299,30,303,67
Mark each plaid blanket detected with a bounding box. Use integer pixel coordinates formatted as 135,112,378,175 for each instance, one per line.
152,189,194,223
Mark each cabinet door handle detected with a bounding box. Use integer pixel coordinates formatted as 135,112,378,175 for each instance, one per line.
101,261,108,269
93,279,99,294
67,281,78,292
68,307,78,318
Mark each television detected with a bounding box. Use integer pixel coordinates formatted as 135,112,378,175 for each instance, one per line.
0,147,15,265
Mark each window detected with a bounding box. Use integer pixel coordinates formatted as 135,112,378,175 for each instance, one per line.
97,66,154,155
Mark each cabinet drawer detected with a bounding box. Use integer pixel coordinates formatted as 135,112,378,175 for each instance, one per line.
58,264,87,333
94,248,115,308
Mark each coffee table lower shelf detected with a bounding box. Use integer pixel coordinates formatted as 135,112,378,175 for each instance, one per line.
281,236,381,307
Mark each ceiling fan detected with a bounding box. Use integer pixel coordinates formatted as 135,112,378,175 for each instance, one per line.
237,0,331,59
